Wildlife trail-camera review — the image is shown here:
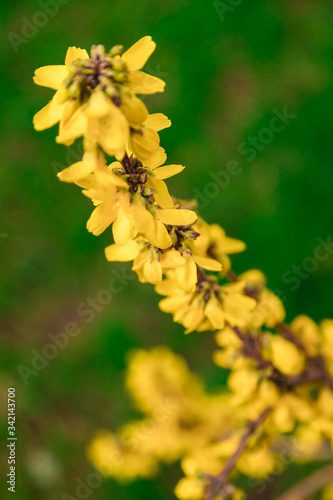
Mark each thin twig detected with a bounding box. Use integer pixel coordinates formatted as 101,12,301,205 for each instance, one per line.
274,464,333,500
205,408,273,500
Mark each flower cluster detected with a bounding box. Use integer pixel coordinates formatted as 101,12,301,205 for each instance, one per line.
34,37,333,500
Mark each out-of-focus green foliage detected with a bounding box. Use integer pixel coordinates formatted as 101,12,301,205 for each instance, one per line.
1,0,333,498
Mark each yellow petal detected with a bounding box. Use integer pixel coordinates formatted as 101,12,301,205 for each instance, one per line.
33,94,63,131
160,249,186,268
95,163,128,189
149,220,172,249
157,208,197,226
134,202,171,249
75,174,99,190
100,109,129,157
113,206,134,245
176,259,197,292
144,113,171,131
174,477,204,500
147,177,174,209
152,164,185,179
85,91,112,118
122,36,156,71
57,157,96,183
121,94,148,126
193,255,222,272
105,241,139,262
56,108,86,145
87,201,117,236
129,71,165,94
183,306,205,333
270,337,305,376
65,46,89,66
143,259,163,284
159,295,191,314
33,65,68,90
205,300,225,329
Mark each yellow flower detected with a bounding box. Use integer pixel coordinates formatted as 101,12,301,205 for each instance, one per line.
194,219,246,276
125,347,203,415
290,315,321,356
250,289,286,329
228,367,259,403
213,326,243,369
175,453,223,500
33,46,89,132
269,336,305,375
105,224,222,287
156,274,256,333
237,445,275,479
127,112,171,168
75,156,196,248
87,430,157,480
321,319,333,364
34,38,166,159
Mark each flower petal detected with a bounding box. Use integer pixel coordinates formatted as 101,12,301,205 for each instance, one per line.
105,241,139,262
113,206,134,245
87,201,117,236
122,36,156,71
129,71,165,94
152,164,185,179
143,259,163,284
33,94,63,131
147,177,174,209
157,208,197,226
176,258,197,292
121,94,148,126
144,113,171,131
65,47,89,66
57,157,96,183
193,255,223,272
33,65,68,90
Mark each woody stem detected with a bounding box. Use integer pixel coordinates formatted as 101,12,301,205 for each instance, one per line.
205,408,273,500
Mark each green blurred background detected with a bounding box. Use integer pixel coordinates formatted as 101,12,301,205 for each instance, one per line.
1,0,333,498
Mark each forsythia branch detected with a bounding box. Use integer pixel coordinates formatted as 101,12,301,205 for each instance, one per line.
33,37,333,500
204,408,273,500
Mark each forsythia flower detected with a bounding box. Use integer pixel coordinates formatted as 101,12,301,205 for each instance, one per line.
240,269,286,328
34,37,166,162
269,336,305,376
194,219,246,275
105,223,223,286
87,429,158,480
74,155,196,248
88,348,233,475
127,112,171,168
156,274,256,333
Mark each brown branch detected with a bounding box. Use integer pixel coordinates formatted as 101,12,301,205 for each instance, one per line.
275,322,307,353
205,408,273,500
233,326,272,371
232,326,333,391
275,464,333,500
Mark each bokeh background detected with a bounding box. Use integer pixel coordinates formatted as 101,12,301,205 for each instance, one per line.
1,0,333,498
